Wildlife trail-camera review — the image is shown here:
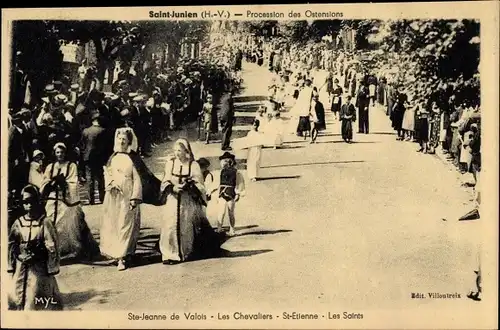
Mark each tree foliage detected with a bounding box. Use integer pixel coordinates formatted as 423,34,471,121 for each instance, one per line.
11,21,64,105
377,19,480,106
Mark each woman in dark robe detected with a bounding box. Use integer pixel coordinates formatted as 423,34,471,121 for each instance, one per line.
340,95,356,143
391,89,407,140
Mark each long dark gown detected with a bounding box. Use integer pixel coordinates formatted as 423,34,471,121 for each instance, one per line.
340,103,356,141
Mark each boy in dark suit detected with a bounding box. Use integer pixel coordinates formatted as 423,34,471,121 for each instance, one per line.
80,112,107,204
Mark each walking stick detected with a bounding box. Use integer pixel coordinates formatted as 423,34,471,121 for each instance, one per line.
197,113,202,140
53,168,62,225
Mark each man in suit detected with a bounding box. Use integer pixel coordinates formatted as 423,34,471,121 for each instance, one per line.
356,81,371,134
219,86,236,151
80,112,107,204
8,112,29,198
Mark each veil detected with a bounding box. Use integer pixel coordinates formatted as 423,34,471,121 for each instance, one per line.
113,127,138,153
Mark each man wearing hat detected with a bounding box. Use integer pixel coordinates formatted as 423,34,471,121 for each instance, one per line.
80,111,107,204
214,152,246,236
132,94,152,157
8,111,30,197
219,88,236,151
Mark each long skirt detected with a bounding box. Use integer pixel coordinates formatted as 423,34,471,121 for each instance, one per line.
341,120,353,140
460,146,473,170
297,116,311,133
160,191,219,262
392,110,405,131
402,110,415,131
100,190,141,259
331,99,341,113
247,146,262,180
450,127,462,155
46,201,99,261
416,118,429,142
8,261,63,310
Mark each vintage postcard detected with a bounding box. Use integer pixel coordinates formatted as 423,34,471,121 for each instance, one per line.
1,2,498,329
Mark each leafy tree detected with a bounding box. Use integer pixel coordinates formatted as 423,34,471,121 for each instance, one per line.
378,19,480,106
10,20,64,106
278,21,310,44
48,20,143,87
308,20,343,42
137,21,209,67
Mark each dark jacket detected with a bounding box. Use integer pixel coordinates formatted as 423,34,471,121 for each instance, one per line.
218,93,235,125
81,125,106,164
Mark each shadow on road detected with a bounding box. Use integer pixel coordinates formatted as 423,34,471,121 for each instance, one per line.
261,160,365,169
233,95,268,103
236,229,293,237
316,140,380,144
267,145,305,150
218,249,273,258
256,175,301,181
62,289,119,309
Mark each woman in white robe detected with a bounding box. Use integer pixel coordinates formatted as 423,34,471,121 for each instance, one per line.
99,128,142,271
41,143,99,262
246,119,264,182
159,138,220,264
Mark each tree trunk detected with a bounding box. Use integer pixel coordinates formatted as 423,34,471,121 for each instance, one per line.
167,42,181,67
92,37,107,90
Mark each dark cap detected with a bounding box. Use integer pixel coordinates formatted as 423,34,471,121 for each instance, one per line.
197,157,211,168
219,151,235,161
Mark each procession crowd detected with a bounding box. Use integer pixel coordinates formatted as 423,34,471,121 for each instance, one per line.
6,30,482,310
245,37,481,187
7,45,246,310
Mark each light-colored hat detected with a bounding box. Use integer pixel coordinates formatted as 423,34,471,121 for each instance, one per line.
54,94,68,105
32,150,45,160
104,92,119,101
53,142,67,151
45,84,56,94
132,94,146,102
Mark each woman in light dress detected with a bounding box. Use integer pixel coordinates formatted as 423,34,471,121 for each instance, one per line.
159,138,220,264
291,79,314,138
402,101,416,141
8,185,63,310
41,143,99,262
28,150,45,189
246,119,264,182
100,128,142,271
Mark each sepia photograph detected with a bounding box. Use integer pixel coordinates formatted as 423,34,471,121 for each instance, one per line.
1,3,498,329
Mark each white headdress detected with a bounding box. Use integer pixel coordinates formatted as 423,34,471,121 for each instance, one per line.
113,127,138,153
174,138,195,161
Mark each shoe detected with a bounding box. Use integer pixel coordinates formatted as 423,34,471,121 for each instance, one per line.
228,229,236,237
117,259,126,271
